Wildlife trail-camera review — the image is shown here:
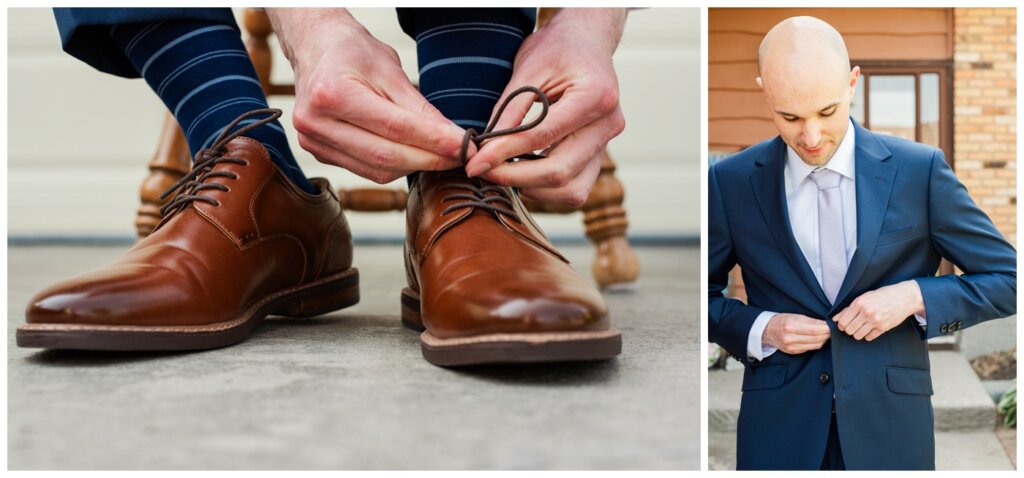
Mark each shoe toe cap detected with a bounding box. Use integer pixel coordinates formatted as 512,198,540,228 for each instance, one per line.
424,268,610,337
25,264,210,326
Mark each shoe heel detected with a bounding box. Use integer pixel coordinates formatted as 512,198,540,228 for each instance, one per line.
400,287,425,332
278,269,360,318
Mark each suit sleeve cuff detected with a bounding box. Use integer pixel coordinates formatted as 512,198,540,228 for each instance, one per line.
747,311,779,361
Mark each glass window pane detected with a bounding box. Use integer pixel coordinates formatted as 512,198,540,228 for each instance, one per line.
868,75,916,141
920,73,940,148
850,75,865,124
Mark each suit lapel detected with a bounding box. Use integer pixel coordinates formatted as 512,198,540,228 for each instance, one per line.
750,137,831,310
833,122,896,308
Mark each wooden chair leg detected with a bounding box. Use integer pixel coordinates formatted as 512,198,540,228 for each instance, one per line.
337,187,408,211
136,112,191,238
583,150,640,290
244,9,274,94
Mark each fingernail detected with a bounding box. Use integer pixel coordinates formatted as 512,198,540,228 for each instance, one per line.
467,162,491,177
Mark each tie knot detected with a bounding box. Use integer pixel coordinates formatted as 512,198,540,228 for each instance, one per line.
809,168,842,190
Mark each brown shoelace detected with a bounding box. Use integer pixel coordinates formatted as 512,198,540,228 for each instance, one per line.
159,108,283,218
458,85,550,164
442,86,551,223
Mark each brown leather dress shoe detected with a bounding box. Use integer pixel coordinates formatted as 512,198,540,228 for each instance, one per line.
18,109,358,351
402,170,622,366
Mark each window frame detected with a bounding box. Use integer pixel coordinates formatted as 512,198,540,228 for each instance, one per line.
853,60,955,168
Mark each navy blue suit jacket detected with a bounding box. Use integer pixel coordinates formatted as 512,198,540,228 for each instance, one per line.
709,121,1016,470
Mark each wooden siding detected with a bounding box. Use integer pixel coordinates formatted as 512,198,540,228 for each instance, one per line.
709,8,954,152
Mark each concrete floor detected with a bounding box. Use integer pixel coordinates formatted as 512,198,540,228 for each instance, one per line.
7,244,699,470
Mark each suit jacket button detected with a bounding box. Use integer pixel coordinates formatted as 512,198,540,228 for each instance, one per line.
955,320,963,329
940,324,949,333
820,372,830,384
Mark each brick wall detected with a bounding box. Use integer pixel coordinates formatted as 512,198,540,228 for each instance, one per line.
953,8,1017,245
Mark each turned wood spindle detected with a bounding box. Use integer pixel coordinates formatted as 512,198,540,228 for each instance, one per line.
337,187,409,212
581,151,640,289
521,150,641,290
136,113,191,238
243,10,274,94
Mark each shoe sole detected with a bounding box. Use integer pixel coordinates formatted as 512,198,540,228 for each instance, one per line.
401,287,621,367
16,268,360,351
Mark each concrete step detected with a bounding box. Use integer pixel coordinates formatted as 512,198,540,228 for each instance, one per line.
709,350,997,433
709,430,1015,470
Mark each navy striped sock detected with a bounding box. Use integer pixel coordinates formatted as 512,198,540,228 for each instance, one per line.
401,9,535,130
109,20,316,194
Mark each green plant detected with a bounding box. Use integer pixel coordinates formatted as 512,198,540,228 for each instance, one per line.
997,380,1016,428
708,344,722,368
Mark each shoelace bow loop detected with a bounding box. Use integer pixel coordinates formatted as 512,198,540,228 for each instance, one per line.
459,85,551,165
445,86,551,223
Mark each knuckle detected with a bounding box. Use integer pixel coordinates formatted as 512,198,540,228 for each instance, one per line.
563,188,589,208
368,171,396,185
385,45,401,63
296,133,314,152
534,127,561,149
292,108,315,136
608,112,626,138
436,135,463,159
367,145,398,170
595,85,620,115
382,113,409,141
309,78,339,110
545,166,572,187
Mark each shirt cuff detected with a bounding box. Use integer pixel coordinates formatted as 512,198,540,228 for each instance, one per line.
747,311,779,361
914,313,927,329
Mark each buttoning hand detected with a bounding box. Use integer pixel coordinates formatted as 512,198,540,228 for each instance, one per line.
832,280,925,341
762,313,832,354
268,8,468,184
464,8,628,207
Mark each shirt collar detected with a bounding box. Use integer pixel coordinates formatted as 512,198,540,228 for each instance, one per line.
785,118,857,186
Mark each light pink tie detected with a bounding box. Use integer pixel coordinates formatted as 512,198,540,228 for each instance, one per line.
809,168,846,304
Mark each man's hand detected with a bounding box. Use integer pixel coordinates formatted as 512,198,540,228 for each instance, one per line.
832,280,925,341
762,313,832,355
464,8,628,207
267,9,466,184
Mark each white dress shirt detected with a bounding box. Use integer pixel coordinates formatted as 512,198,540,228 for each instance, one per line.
746,120,926,360
748,120,856,360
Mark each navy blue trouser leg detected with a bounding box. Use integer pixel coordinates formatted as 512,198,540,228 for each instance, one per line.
820,410,847,470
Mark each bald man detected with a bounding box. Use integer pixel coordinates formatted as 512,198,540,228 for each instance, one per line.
709,17,1015,470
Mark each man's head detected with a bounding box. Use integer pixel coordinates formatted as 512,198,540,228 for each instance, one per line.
757,16,859,166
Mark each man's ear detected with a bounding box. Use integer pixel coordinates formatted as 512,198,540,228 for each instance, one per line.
849,66,861,90
755,77,764,90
